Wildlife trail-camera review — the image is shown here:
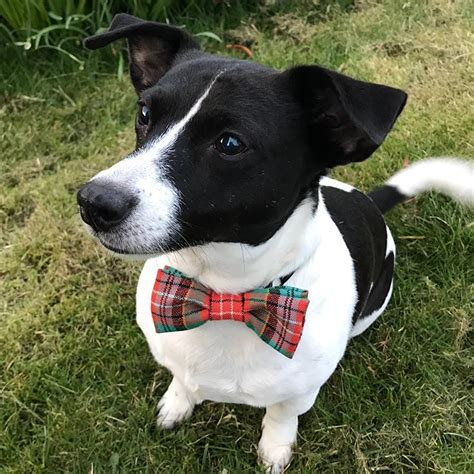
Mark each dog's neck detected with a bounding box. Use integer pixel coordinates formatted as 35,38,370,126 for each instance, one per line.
167,192,324,293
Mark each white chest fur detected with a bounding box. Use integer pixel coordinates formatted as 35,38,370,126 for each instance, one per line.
136,190,358,407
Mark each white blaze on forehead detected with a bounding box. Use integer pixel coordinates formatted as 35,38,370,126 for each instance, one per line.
94,71,223,181
142,71,223,159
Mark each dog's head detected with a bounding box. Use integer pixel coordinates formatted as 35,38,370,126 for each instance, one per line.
78,14,407,256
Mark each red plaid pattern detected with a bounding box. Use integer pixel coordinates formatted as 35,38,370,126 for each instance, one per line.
150,266,310,358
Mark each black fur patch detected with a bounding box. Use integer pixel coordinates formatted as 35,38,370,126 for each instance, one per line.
321,186,389,322
141,59,323,249
362,252,394,318
368,185,407,214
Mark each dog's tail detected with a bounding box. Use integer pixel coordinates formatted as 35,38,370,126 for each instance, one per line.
369,157,474,214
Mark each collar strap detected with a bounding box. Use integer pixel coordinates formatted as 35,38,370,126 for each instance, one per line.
266,270,296,288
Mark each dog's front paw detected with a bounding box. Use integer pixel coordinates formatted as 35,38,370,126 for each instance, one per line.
258,438,292,474
257,411,298,473
156,378,195,429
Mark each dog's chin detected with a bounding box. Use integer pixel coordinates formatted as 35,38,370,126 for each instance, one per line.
99,240,154,261
81,222,165,261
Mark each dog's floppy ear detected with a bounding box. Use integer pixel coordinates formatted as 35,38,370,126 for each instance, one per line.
84,13,200,92
286,65,407,166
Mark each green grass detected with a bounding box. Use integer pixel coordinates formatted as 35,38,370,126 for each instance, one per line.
1,1,473,472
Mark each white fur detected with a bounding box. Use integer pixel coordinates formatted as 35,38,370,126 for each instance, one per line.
387,157,474,204
156,376,196,428
136,185,360,471
320,176,355,192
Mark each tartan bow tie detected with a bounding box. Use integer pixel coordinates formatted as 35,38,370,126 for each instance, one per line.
151,266,310,358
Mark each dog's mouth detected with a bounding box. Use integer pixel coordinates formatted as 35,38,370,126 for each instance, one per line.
81,219,186,259
96,237,133,255
81,221,141,256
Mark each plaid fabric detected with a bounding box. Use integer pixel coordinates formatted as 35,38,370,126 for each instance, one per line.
151,266,310,358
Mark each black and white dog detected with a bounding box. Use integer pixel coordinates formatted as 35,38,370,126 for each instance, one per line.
78,14,473,472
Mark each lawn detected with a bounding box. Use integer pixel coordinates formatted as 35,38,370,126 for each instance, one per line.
1,1,473,472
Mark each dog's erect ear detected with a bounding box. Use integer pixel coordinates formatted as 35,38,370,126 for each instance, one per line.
285,66,407,166
84,13,200,92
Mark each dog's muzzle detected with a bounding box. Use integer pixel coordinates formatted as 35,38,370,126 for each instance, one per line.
77,181,138,232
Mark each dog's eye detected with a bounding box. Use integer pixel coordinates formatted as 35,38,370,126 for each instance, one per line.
138,104,150,126
215,133,247,155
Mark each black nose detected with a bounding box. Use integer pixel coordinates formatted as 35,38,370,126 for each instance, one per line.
77,181,138,232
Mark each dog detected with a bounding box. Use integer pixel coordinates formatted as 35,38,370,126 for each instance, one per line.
78,14,473,472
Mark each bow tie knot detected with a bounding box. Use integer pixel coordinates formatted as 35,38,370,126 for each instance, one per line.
151,266,310,358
